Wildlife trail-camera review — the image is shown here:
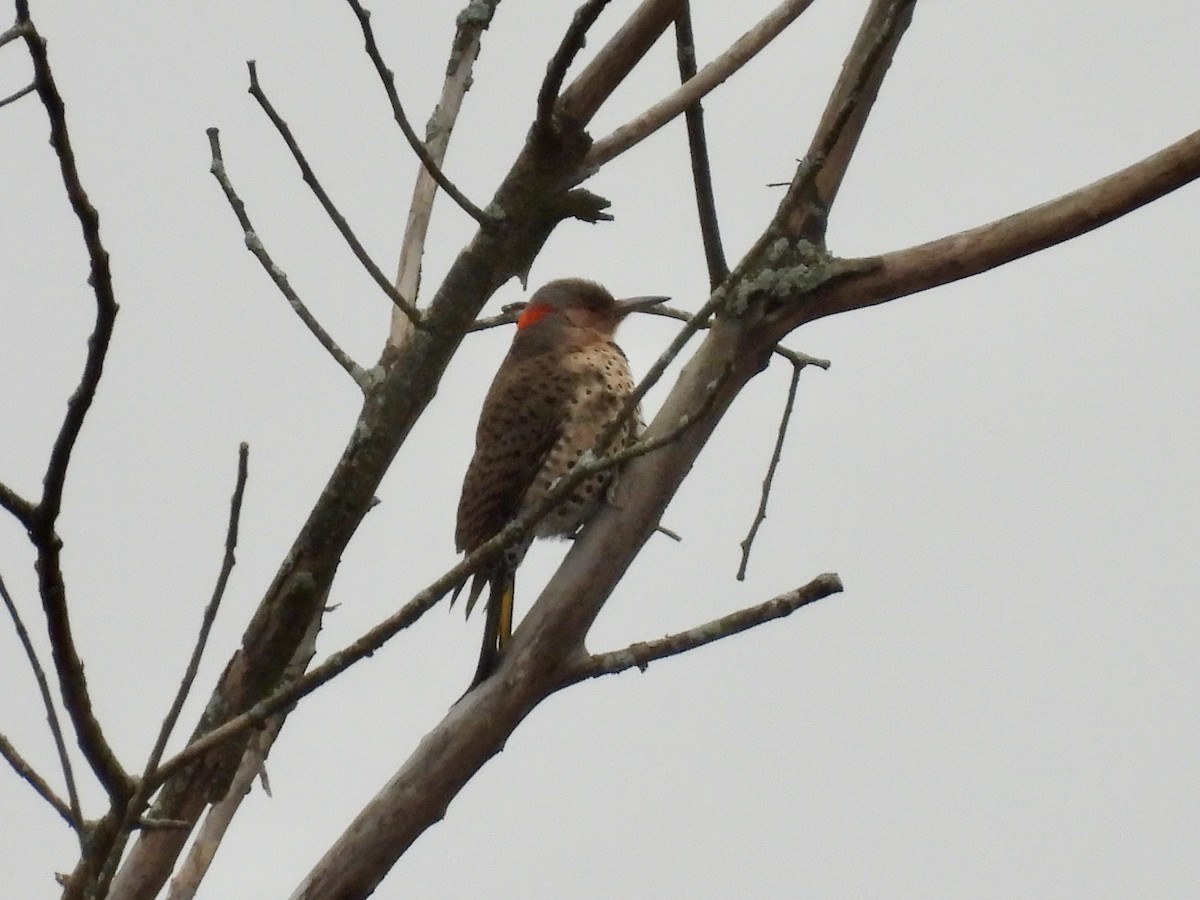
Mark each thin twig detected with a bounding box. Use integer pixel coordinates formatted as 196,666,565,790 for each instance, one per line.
18,2,133,806
737,357,802,580
0,731,77,828
594,292,727,457
643,304,827,368
674,4,728,288
0,573,80,828
536,0,615,140
568,573,843,681
206,127,370,389
142,444,250,783
344,0,490,226
246,62,418,323
388,0,498,349
0,81,34,110
574,0,818,181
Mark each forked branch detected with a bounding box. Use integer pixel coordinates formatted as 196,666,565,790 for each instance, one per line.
206,128,370,389
344,0,489,226
16,0,132,806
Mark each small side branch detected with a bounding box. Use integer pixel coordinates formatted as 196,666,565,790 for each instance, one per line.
566,573,843,682
0,482,35,524
0,81,34,110
0,573,80,828
536,0,614,140
674,4,728,288
143,444,250,782
344,0,489,226
0,731,77,828
737,355,804,580
246,62,418,323
206,128,370,389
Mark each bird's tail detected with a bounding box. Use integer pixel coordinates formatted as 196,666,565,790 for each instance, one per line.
468,569,515,690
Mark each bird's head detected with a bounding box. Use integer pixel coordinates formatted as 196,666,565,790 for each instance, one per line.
516,278,668,338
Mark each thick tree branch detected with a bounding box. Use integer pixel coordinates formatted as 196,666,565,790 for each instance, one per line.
206,127,371,389
344,0,490,226
674,3,728,289
0,572,80,828
566,573,843,681
17,1,132,808
792,127,1200,329
777,0,916,244
575,0,818,180
246,62,418,323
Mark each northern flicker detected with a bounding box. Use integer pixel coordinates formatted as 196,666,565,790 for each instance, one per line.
455,278,665,690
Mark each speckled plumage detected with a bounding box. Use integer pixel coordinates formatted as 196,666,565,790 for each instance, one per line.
455,278,655,690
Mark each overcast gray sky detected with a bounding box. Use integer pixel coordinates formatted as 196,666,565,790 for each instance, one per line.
2,1,1198,897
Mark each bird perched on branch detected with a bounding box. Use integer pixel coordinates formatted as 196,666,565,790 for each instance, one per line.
454,278,665,690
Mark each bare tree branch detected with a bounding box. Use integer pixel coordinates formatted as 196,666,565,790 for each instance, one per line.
0,482,35,524
536,0,614,140
674,3,728,288
643,304,828,368
777,0,916,244
793,126,1200,328
164,720,279,900
388,0,498,349
737,356,803,580
142,444,250,784
557,0,685,128
0,80,34,109
0,19,29,47
0,572,80,828
246,62,419,323
566,573,843,681
206,127,371,389
16,0,133,807
575,0,818,180
0,730,76,828
344,0,490,226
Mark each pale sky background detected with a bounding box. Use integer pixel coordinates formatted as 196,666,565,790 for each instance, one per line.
2,1,1198,898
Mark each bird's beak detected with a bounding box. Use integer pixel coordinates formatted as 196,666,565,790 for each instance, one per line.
615,295,670,317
